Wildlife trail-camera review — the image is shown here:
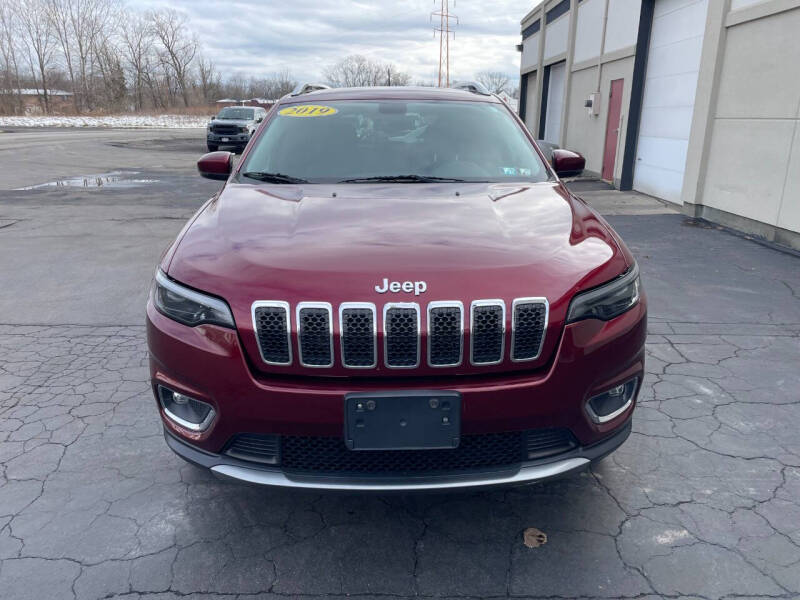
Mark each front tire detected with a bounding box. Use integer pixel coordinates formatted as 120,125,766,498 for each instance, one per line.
207,143,218,152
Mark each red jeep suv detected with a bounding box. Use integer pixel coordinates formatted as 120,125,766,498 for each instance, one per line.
146,84,646,491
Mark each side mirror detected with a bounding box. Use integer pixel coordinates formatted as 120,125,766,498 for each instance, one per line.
197,151,233,181
211,115,215,120
552,149,585,178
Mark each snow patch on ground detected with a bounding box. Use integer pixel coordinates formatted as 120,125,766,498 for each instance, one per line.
0,114,209,128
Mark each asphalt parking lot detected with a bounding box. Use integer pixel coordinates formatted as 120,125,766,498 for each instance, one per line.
1,127,799,600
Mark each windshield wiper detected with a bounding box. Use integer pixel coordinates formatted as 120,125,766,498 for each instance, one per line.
241,171,308,184
338,174,467,183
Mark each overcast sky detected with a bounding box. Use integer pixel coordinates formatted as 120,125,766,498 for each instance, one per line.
133,0,537,85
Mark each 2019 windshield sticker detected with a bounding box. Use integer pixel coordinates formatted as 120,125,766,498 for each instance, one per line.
278,105,338,118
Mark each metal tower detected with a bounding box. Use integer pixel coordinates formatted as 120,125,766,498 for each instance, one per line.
432,0,458,87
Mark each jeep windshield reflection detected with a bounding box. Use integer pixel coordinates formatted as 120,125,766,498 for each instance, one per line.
239,100,550,184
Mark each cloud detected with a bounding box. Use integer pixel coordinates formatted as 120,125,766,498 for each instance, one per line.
130,0,530,85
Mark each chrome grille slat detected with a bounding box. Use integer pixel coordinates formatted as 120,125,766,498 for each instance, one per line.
340,303,377,368
251,297,547,370
511,298,548,362
384,303,420,368
252,301,291,365
296,302,333,367
470,300,505,365
428,301,463,367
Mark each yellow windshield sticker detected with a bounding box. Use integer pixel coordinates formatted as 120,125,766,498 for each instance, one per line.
278,105,338,117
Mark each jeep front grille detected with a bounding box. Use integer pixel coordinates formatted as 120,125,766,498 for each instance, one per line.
251,298,548,370
384,304,420,368
340,303,377,368
252,302,291,365
511,298,548,361
470,301,505,365
428,302,463,367
297,303,333,367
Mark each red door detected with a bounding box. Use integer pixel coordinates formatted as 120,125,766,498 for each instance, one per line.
602,79,624,181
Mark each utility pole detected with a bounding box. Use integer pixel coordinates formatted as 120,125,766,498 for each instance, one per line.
432,0,458,87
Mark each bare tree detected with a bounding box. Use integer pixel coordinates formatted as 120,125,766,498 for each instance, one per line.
46,0,78,110
476,70,510,94
119,13,151,111
384,64,410,86
18,0,57,113
46,0,115,111
143,56,168,109
149,8,196,107
262,68,296,99
0,0,24,113
223,72,247,100
324,55,410,88
93,28,126,110
4,0,258,114
196,52,218,104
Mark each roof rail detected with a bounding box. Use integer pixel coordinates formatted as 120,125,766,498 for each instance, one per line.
450,81,491,96
290,82,331,96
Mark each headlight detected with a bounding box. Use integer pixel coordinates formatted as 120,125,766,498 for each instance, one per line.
567,263,640,323
240,126,248,133
152,269,235,328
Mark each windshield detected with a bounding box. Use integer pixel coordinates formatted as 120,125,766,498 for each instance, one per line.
217,107,254,120
240,100,550,183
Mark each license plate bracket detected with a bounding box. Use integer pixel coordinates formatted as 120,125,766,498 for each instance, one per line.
344,390,461,450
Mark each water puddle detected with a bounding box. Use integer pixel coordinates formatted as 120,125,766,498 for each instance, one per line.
15,171,159,190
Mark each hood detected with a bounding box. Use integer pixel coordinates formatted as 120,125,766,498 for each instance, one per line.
166,182,630,376
210,118,252,126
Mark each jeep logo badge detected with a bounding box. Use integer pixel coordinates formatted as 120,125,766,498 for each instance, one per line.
374,278,427,296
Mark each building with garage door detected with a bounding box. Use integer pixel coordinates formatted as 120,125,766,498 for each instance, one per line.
518,0,800,250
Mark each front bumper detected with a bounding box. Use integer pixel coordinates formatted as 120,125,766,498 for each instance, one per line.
165,419,630,491
207,132,249,143
147,295,646,489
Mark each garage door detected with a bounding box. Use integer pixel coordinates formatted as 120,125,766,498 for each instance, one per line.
633,0,708,204
543,61,566,145
523,71,538,132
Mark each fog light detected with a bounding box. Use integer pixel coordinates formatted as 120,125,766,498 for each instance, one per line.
158,386,215,432
586,378,638,424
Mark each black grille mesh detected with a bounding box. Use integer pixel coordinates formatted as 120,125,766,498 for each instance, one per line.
298,307,332,366
282,432,523,474
253,306,290,364
225,433,279,464
526,428,577,459
471,304,504,364
252,299,547,369
385,307,419,367
225,428,577,474
211,124,239,135
341,307,375,367
429,306,462,366
512,302,547,361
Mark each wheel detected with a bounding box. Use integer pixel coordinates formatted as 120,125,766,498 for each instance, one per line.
207,143,218,152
